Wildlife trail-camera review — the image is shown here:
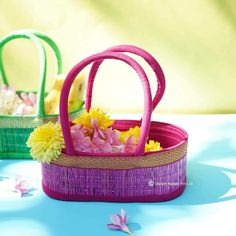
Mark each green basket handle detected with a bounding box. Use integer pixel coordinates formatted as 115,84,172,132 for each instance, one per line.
0,30,62,117
23,30,62,75
0,32,47,116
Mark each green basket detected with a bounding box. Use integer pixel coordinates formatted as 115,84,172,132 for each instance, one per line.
0,30,83,159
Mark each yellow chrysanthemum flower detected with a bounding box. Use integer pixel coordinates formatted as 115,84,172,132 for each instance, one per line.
26,122,64,163
145,140,162,152
73,108,114,130
119,126,140,144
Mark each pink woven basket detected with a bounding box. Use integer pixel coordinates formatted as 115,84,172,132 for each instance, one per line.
42,45,188,202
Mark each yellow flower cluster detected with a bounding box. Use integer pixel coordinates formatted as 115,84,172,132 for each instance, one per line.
73,108,114,130
26,122,64,163
119,126,162,152
145,140,162,152
119,126,140,144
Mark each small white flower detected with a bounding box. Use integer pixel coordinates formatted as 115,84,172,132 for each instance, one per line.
0,86,22,115
0,86,37,115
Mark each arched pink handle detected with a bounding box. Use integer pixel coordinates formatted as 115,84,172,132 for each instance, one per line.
85,45,165,111
60,52,153,156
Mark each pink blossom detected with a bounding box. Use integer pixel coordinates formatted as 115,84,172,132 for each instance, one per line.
0,85,21,115
14,175,30,196
0,85,13,93
92,119,124,153
92,135,113,152
20,92,37,107
14,92,37,115
122,136,137,153
0,86,37,115
71,124,93,152
70,118,140,154
107,209,134,236
14,103,35,115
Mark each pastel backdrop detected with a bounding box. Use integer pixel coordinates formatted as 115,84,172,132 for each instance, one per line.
0,0,235,114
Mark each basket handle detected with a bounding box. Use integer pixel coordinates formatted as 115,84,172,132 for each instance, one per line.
24,30,62,75
86,45,165,111
0,30,63,116
60,51,152,156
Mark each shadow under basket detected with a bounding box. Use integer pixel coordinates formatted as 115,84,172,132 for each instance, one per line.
42,121,188,202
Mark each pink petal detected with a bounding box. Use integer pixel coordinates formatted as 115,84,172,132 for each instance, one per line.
28,93,37,105
123,136,137,153
121,208,127,224
92,119,106,139
20,93,31,105
20,92,27,99
107,209,133,235
100,142,112,152
92,136,103,146
15,180,30,194
71,124,93,152
105,128,121,146
93,137,113,152
110,214,122,226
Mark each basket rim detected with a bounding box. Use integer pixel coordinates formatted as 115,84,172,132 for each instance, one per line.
65,120,188,157
49,120,188,169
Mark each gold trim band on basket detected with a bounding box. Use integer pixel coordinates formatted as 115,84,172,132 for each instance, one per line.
51,142,188,169
0,110,82,128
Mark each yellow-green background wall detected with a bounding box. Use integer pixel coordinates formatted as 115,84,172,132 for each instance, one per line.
1,0,235,114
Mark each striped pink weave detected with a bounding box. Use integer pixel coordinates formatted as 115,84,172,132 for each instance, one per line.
42,156,187,202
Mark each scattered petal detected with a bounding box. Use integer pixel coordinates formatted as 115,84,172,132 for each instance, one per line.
110,214,122,226
107,209,134,236
14,175,31,197
121,208,127,224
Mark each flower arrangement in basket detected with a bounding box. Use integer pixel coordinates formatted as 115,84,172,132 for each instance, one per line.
27,45,188,202
0,30,85,159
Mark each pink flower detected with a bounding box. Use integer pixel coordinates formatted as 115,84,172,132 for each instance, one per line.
14,175,30,196
13,92,37,115
0,85,21,115
0,85,18,95
92,119,112,152
0,86,37,115
14,103,34,115
20,92,37,107
122,136,137,153
107,209,134,236
70,118,139,154
71,124,93,152
92,135,113,152
71,119,125,153
92,119,124,153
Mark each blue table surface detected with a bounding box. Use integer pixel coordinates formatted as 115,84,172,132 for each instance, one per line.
0,114,236,236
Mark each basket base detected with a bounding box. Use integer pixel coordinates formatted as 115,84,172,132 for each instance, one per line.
42,180,186,202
